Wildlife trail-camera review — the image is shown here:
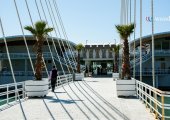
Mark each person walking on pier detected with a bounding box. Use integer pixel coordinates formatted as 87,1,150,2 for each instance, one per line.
50,66,58,92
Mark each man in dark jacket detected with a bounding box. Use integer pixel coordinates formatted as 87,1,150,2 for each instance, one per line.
50,66,58,92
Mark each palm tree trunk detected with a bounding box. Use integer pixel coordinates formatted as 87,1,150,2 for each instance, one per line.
122,38,130,79
114,53,118,73
35,38,43,80
113,62,114,73
77,51,80,73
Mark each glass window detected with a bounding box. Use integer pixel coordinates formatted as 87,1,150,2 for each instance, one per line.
156,58,165,61
48,60,52,63
155,41,161,50
162,41,169,50
89,49,93,58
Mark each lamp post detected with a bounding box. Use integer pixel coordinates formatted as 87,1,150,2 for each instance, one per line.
86,40,88,45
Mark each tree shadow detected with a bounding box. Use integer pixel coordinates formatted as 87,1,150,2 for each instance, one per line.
44,96,83,104
85,81,99,82
118,96,138,99
54,91,66,94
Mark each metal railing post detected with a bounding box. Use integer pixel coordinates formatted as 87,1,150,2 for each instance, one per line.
142,85,144,102
68,75,70,82
22,83,25,99
73,73,75,81
154,92,158,119
7,85,9,104
149,89,152,112
136,82,138,98
56,76,58,87
140,83,142,100
145,86,148,107
139,83,141,99
66,75,68,83
71,74,73,82
15,85,17,101
161,95,165,120
67,74,70,82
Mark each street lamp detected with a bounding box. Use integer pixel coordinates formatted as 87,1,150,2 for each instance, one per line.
114,39,117,45
86,40,88,45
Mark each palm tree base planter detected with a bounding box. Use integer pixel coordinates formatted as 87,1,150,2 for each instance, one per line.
75,73,84,81
25,78,49,97
112,73,119,81
116,78,136,97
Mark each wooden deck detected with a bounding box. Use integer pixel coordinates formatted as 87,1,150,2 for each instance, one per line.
0,78,154,120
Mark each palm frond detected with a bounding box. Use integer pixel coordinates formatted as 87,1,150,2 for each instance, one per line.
115,23,134,40
44,28,54,35
76,43,84,51
113,45,120,53
24,26,36,35
35,21,46,35
35,21,46,30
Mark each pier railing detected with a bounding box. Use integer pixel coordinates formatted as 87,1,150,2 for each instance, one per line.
0,82,26,107
0,74,73,108
136,80,170,120
56,74,73,87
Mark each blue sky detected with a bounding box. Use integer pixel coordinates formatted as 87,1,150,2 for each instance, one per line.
0,0,170,45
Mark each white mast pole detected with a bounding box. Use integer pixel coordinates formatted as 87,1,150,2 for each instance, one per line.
133,0,136,78
140,0,142,81
151,0,155,87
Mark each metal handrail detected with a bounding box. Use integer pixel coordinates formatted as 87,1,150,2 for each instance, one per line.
56,74,73,86
0,82,26,107
136,80,170,120
130,52,152,66
0,74,73,108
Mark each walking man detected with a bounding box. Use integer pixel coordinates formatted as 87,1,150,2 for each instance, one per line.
50,66,58,92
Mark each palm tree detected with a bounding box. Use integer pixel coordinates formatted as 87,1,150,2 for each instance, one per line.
113,44,120,73
24,21,53,80
115,23,134,79
76,43,84,73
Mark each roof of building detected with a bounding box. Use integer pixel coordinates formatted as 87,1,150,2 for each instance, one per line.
0,35,76,46
130,31,170,47
84,44,116,49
